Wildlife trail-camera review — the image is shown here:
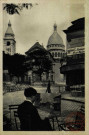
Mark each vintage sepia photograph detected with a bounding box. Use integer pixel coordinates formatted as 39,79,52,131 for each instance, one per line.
3,0,85,132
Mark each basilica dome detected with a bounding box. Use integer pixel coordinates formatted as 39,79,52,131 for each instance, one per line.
47,24,65,60
48,24,63,45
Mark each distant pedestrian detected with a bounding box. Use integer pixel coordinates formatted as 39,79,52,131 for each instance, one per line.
46,80,51,93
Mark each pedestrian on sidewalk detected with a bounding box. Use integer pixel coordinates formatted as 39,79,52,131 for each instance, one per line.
46,80,51,93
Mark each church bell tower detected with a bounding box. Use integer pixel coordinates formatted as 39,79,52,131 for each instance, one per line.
3,21,16,55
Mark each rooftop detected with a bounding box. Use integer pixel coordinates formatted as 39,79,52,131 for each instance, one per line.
64,18,85,33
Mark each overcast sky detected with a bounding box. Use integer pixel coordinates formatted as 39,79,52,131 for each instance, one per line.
3,0,85,54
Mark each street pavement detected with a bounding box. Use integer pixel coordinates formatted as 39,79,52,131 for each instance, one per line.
3,85,85,131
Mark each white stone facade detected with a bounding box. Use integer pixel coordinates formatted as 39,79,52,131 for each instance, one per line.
3,21,16,55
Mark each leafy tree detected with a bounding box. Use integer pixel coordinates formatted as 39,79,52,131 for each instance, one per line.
3,3,38,15
3,49,53,82
3,52,27,76
25,49,53,81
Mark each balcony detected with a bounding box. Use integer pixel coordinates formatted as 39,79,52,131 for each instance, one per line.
60,53,84,73
60,63,84,73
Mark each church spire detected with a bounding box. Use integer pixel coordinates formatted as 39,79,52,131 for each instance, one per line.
4,21,16,55
54,23,57,31
8,20,11,27
5,20,14,36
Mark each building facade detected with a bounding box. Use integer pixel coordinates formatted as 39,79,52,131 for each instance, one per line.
25,42,54,85
3,21,16,55
60,18,85,95
47,24,66,85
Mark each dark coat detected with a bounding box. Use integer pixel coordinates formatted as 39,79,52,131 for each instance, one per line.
17,101,52,131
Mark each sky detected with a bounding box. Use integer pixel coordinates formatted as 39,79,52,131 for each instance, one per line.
3,0,85,54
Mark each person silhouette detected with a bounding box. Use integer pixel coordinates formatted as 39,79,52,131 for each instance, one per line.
17,87,52,131
46,80,51,93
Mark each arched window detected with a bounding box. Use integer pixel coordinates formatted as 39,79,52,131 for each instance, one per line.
61,53,62,57
55,52,57,57
61,52,62,57
52,52,54,57
7,41,10,46
58,52,60,57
